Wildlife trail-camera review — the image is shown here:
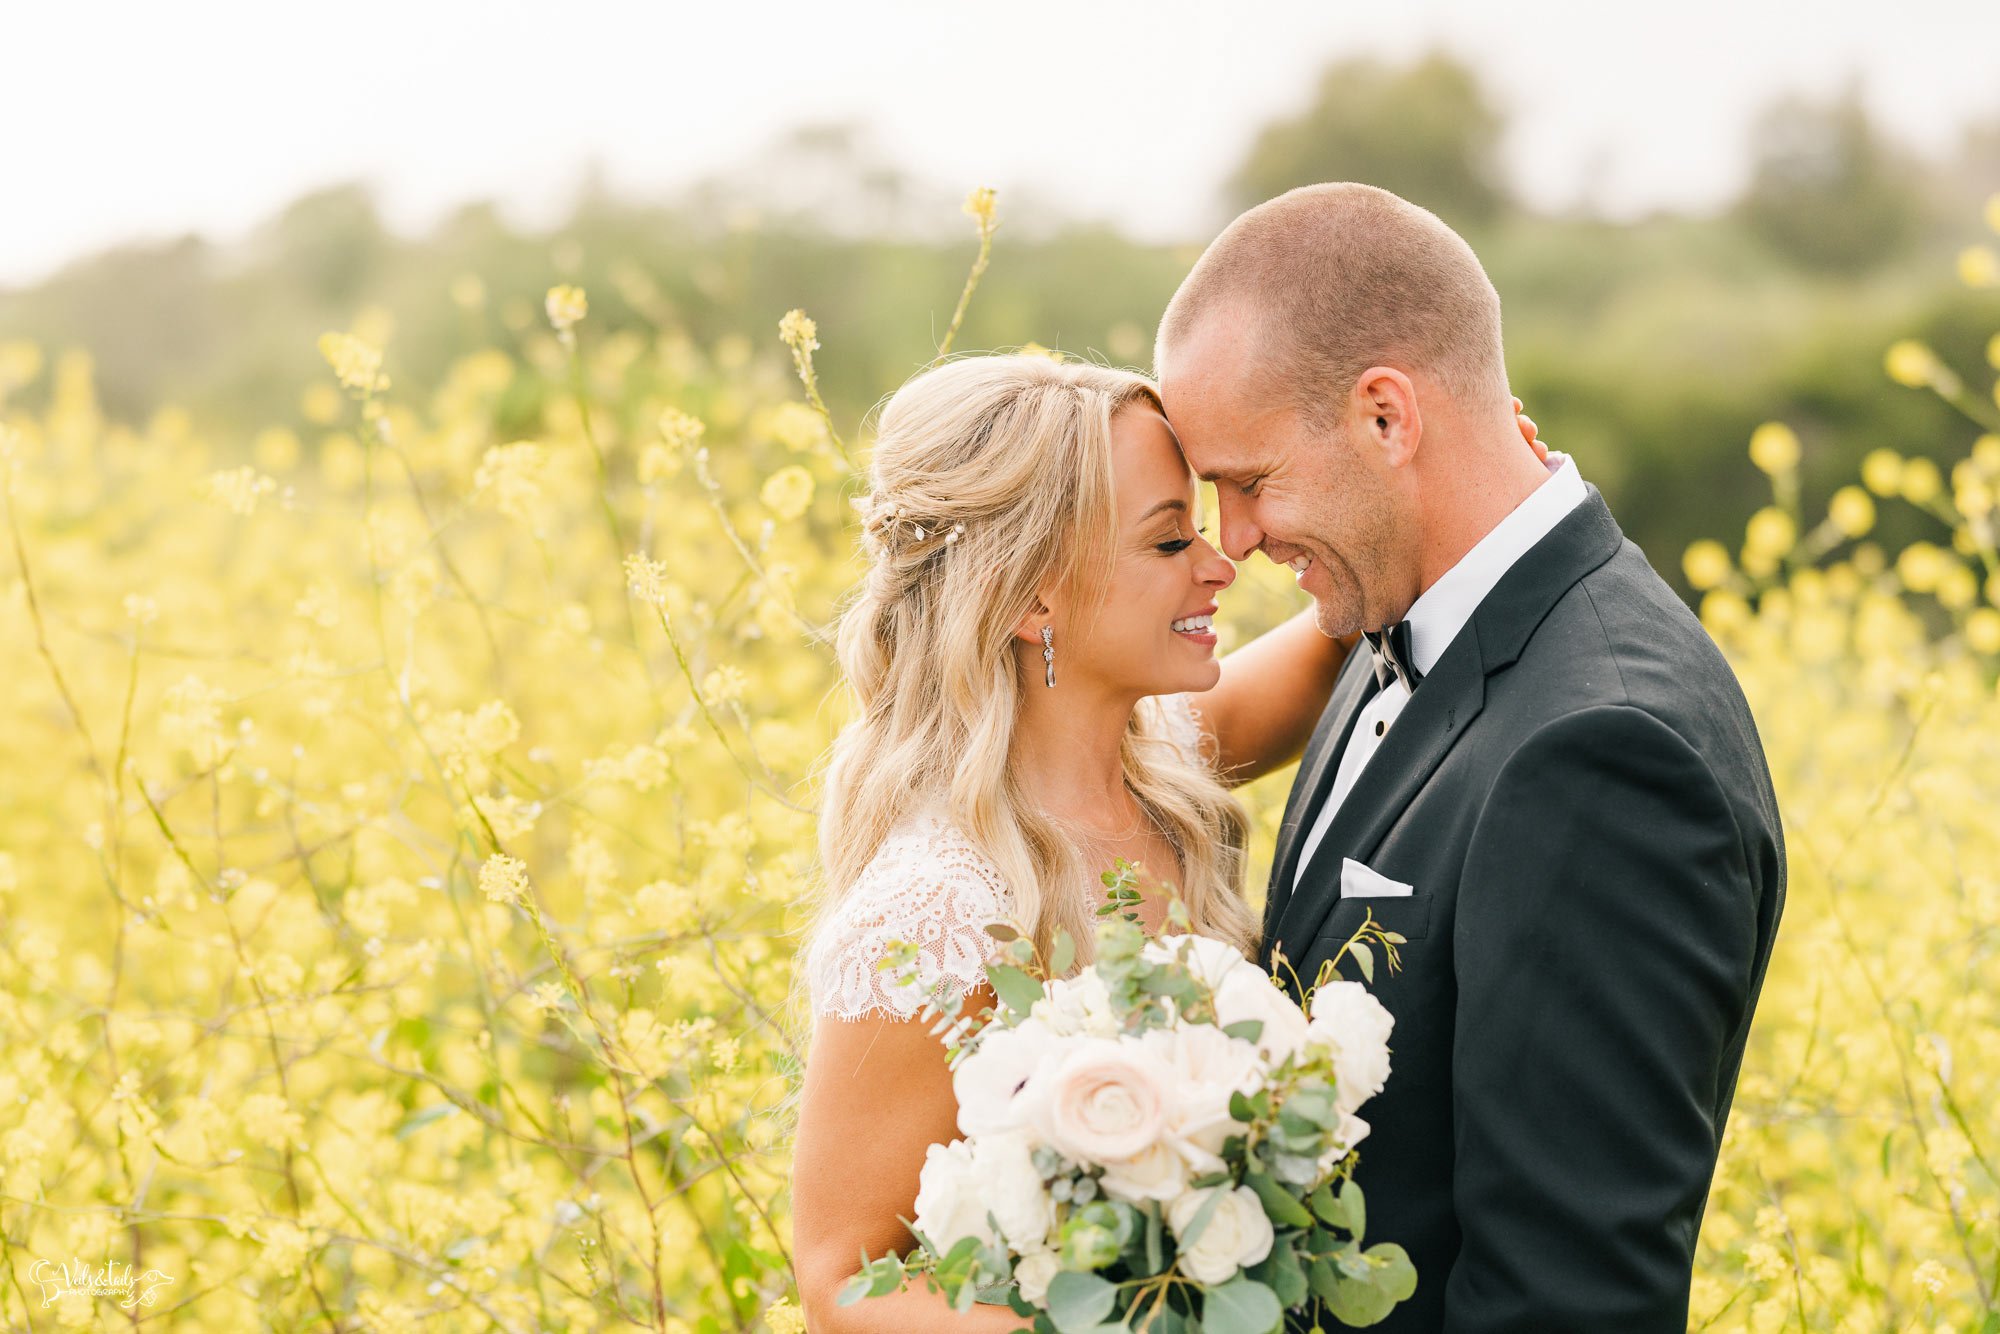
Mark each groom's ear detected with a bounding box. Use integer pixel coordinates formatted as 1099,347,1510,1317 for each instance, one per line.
1353,367,1422,469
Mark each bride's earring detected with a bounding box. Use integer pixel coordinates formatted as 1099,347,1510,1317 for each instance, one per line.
1041,625,1055,688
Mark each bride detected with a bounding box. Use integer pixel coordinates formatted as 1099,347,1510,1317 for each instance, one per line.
789,353,1537,1329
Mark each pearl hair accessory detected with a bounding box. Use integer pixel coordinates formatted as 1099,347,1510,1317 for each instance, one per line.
852,493,968,553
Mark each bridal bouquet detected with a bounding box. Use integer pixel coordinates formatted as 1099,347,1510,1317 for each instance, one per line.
842,864,1418,1332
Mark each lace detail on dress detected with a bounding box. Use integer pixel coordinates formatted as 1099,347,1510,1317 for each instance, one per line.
1145,692,1208,768
805,810,1014,1022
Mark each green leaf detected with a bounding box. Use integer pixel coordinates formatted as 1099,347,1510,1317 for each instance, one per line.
394,1102,460,1140
1321,1270,1397,1327
1145,1200,1163,1275
1245,1171,1314,1230
987,962,1045,1013
1222,1019,1265,1044
1250,1237,1309,1308
1344,1181,1367,1241
1350,941,1374,984
985,922,1021,942
1315,1179,1365,1240
1363,1242,1417,1302
1202,1275,1282,1334
1051,929,1076,976
1177,1184,1228,1251
1046,1271,1119,1332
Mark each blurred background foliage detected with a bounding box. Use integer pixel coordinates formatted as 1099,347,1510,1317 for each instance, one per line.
4,52,1995,600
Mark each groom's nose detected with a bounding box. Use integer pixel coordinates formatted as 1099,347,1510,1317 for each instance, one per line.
1216,492,1262,563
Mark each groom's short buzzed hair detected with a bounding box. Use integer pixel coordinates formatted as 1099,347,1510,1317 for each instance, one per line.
1157,183,1508,419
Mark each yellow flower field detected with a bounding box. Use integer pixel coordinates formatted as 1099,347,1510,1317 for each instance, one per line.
0,198,1996,1331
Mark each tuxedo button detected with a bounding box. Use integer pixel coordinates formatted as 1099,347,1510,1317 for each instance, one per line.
1374,720,1386,737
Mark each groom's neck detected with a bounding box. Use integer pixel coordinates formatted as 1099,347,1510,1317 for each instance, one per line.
1408,416,1553,597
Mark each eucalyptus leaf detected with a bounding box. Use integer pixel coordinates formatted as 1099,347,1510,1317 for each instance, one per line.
1363,1242,1417,1302
1250,1238,1309,1308
1339,1180,1367,1241
1176,1184,1228,1251
1245,1171,1314,1230
1222,1019,1266,1044
987,962,1046,1013
1322,1274,1397,1326
1201,1275,1282,1334
1046,1271,1119,1332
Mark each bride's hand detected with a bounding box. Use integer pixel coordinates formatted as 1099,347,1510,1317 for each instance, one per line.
1514,396,1548,463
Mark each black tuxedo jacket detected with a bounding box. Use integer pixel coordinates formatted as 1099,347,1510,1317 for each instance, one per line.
1260,486,1785,1332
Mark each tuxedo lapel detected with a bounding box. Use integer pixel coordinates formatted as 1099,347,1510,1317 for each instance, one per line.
1261,653,1378,954
1272,632,1488,951
1268,486,1628,960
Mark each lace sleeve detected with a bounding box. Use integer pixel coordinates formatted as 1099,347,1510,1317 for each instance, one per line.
1145,692,1209,768
805,812,1014,1022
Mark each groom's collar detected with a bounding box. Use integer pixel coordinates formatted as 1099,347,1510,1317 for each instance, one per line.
1404,452,1585,678
1465,476,1624,676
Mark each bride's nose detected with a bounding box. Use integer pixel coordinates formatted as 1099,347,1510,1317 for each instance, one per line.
1195,539,1235,590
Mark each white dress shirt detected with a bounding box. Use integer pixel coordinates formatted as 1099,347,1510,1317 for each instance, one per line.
1293,452,1587,888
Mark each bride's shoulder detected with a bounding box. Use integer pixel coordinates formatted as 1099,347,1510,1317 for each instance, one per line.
804,807,1013,1022
847,806,1007,909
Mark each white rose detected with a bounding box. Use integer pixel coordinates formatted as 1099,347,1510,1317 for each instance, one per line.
1142,932,1252,991
1166,1184,1275,1285
955,1018,1065,1138
972,1129,1057,1252
912,1139,993,1251
1020,1038,1170,1165
1099,1139,1189,1204
1212,966,1312,1067
1306,981,1395,1114
1138,1024,1264,1172
1030,969,1119,1038
1013,1249,1061,1305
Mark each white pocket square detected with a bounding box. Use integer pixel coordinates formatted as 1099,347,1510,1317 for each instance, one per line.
1341,857,1415,899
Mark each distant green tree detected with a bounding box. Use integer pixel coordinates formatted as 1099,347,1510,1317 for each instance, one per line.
1224,52,1508,229
1738,83,1926,274
254,183,391,305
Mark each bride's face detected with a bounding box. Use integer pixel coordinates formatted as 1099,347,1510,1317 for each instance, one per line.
1060,404,1236,697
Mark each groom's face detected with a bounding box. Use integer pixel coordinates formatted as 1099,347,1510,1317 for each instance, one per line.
1159,316,1405,638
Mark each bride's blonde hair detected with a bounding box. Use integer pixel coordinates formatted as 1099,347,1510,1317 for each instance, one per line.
812,354,1258,975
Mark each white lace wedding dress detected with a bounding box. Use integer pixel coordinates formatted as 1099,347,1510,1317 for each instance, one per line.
804,692,1208,1022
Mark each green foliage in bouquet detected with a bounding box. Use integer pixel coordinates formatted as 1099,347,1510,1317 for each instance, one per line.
841,860,1416,1331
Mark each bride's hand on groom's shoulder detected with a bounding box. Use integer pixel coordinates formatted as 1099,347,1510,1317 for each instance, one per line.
1514,396,1547,463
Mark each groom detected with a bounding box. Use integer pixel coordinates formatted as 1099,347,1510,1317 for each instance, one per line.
1155,184,1786,1332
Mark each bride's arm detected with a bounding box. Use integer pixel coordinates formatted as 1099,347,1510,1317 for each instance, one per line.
1186,611,1359,786
793,983,1032,1332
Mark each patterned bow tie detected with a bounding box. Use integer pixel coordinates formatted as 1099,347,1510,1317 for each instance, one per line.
1363,621,1423,692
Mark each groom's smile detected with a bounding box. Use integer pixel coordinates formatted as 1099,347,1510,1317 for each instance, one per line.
1156,307,1391,640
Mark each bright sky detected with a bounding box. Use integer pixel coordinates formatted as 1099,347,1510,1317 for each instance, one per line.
4,0,1996,285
